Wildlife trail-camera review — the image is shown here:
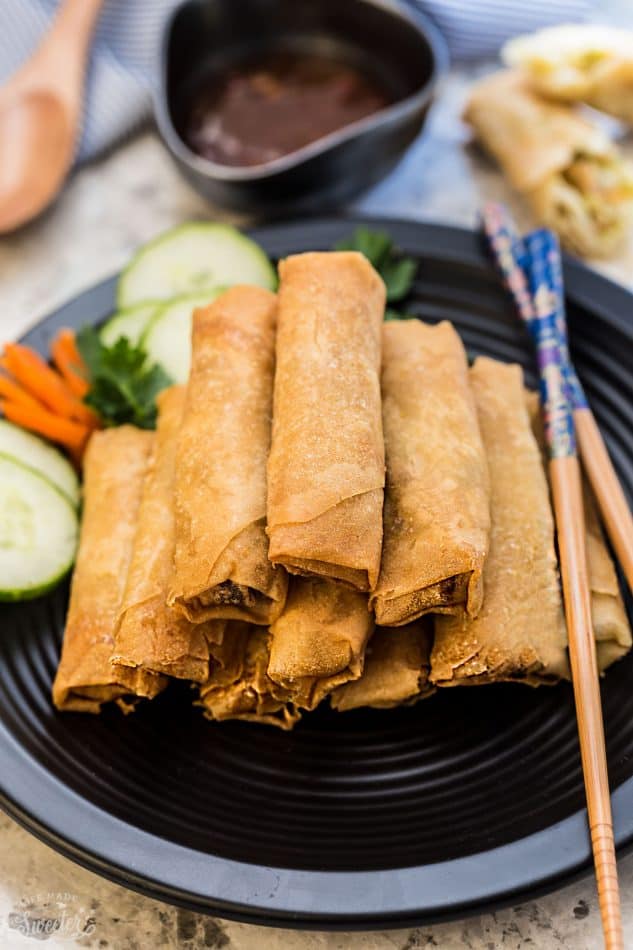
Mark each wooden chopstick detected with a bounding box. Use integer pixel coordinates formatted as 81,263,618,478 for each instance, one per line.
574,409,633,593
482,203,633,596
523,230,623,950
550,456,623,950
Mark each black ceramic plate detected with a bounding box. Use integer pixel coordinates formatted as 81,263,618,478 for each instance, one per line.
1,218,632,930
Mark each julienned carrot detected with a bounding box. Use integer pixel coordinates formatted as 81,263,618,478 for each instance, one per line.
0,375,45,411
51,331,89,398
3,343,98,427
58,329,85,373
0,399,90,454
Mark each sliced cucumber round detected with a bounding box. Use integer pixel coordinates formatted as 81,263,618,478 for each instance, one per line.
0,455,78,601
143,290,225,383
117,223,276,308
100,302,160,348
0,420,79,509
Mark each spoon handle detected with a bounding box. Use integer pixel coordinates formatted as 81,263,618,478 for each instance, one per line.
31,0,104,108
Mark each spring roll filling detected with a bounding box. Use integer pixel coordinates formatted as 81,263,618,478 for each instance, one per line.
558,152,633,225
194,581,273,611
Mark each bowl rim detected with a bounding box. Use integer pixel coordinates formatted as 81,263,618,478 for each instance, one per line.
154,0,449,183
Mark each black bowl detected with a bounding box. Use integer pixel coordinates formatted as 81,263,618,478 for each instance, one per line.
155,0,448,215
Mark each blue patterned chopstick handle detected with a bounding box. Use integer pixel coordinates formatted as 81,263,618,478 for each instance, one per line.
523,232,576,459
543,233,588,411
481,204,535,324
482,205,588,415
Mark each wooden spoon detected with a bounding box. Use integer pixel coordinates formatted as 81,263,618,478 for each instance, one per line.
0,0,103,234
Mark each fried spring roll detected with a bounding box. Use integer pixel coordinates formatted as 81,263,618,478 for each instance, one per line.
112,387,223,682
584,480,633,670
169,286,287,624
198,625,299,730
430,358,568,686
464,70,633,258
268,576,374,709
370,321,490,624
503,25,633,126
52,427,166,713
267,252,386,591
526,390,632,672
331,621,434,711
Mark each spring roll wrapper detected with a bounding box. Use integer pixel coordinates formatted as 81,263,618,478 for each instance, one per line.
526,390,632,671
431,358,569,687
464,70,632,257
370,321,490,625
198,625,300,730
464,70,613,194
503,25,633,125
112,387,224,682
169,286,287,624
52,428,166,713
267,252,386,591
331,621,434,711
267,576,374,710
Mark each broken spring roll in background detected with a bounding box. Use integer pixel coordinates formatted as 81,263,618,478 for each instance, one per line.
370,321,490,625
267,252,386,591
464,70,633,258
431,358,568,687
169,286,287,624
268,576,374,710
526,390,632,672
503,25,633,126
53,427,166,713
331,621,434,712
113,387,223,683
199,625,300,730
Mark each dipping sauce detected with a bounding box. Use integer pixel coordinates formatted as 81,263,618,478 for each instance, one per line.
183,52,392,167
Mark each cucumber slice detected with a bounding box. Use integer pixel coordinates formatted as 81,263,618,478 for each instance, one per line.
0,455,78,601
117,223,276,308
143,291,225,383
0,420,79,508
100,303,160,348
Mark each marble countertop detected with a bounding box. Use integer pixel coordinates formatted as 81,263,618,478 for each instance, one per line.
1,64,632,949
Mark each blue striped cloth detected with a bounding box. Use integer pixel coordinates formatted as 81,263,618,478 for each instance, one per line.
0,0,593,162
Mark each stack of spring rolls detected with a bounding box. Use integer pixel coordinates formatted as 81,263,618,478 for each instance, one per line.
52,252,632,727
463,69,633,258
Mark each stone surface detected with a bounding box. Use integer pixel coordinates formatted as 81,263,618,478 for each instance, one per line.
1,62,632,950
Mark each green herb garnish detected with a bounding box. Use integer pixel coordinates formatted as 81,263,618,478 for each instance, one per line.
334,226,417,318
76,327,172,429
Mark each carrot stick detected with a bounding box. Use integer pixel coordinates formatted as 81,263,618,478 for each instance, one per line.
51,332,89,398
0,399,91,455
3,343,98,427
58,329,86,374
0,375,46,411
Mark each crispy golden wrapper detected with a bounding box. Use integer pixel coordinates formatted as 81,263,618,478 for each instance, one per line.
464,70,633,258
370,321,490,625
331,621,434,711
431,358,568,687
169,286,287,624
267,576,374,710
52,427,166,713
584,480,633,670
267,251,386,591
112,387,224,682
526,390,632,672
198,625,299,730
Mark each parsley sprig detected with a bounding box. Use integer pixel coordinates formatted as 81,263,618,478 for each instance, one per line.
334,227,417,320
76,327,172,429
